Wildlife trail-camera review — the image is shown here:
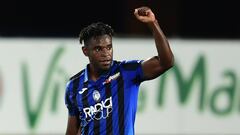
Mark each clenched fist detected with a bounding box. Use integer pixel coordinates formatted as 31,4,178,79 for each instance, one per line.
134,6,156,23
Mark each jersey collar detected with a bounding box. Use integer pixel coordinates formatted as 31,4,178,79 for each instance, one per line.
83,61,115,83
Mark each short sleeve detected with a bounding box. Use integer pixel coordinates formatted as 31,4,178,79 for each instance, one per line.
120,60,144,83
64,81,79,116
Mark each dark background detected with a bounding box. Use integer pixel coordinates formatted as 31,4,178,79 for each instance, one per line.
0,0,239,39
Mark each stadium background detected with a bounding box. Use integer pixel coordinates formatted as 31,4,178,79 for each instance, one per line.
0,0,240,134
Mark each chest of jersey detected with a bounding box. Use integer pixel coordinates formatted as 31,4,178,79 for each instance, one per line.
76,71,122,123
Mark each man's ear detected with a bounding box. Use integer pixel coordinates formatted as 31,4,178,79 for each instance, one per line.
82,46,88,56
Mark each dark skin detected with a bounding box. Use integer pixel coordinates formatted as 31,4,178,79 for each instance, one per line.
66,6,174,135
82,35,113,81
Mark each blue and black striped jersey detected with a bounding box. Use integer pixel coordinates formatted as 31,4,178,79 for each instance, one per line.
65,60,144,135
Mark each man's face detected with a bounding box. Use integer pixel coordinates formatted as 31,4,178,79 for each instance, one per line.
83,34,113,71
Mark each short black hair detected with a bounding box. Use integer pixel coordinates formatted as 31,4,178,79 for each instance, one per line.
79,22,114,45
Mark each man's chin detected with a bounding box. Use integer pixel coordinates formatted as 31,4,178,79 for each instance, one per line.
99,61,112,70
100,64,111,71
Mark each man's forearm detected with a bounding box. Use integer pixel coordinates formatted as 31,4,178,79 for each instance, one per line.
148,20,174,67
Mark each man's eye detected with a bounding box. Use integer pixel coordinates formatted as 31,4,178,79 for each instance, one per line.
107,46,112,50
95,47,101,52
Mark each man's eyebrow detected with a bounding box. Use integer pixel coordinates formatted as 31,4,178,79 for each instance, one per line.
92,44,101,47
93,45,101,49
93,44,112,47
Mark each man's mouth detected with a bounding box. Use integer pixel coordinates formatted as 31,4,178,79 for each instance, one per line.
100,60,111,65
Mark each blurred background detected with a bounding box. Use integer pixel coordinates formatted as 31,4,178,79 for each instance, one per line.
1,0,239,38
1,0,240,135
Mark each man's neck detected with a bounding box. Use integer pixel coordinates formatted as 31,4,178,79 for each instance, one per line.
88,65,109,82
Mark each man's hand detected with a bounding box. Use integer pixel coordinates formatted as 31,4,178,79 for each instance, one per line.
134,7,156,23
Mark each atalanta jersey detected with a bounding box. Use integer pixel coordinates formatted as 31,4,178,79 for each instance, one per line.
65,60,144,135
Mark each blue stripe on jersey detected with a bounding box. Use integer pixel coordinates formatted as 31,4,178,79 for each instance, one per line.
65,77,79,116
82,82,90,134
123,76,139,134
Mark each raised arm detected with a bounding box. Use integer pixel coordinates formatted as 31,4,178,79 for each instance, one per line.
134,6,174,80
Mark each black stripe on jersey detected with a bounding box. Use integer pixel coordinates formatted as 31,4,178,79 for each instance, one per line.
72,77,80,113
82,82,89,135
105,82,112,135
122,62,139,70
69,70,84,81
69,69,84,111
132,74,144,84
117,73,124,135
65,90,71,108
93,87,100,135
94,119,100,135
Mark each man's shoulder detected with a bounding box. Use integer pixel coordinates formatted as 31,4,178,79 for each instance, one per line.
118,60,143,71
116,60,142,65
69,69,85,81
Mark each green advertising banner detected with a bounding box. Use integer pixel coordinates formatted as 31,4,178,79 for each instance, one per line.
0,38,239,134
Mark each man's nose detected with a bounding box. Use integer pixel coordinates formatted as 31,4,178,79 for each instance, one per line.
102,47,110,54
